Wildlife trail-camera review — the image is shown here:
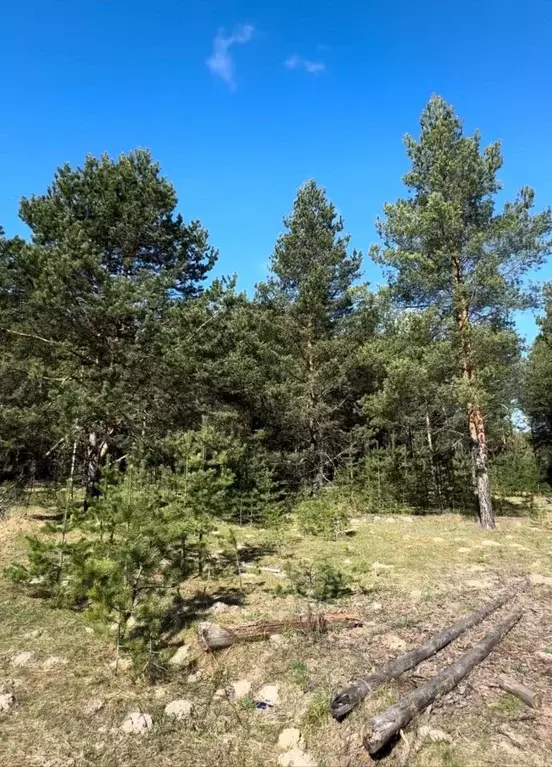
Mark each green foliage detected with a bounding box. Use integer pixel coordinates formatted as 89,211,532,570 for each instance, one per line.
296,492,350,537
285,559,352,602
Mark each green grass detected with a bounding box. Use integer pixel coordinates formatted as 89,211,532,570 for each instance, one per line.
1,501,551,767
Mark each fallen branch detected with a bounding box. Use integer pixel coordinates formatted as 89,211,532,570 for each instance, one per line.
331,586,519,720
198,612,362,651
497,674,542,709
363,608,523,755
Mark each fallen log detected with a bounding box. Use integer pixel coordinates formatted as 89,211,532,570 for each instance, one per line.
198,612,362,651
331,587,518,720
497,674,542,708
363,608,523,755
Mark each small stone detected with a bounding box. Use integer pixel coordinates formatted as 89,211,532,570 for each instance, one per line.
481,539,501,547
84,626,94,634
126,616,138,631
508,543,526,549
187,671,202,683
277,747,316,767
109,657,132,672
11,652,33,667
153,687,167,699
465,579,494,590
84,698,105,715
24,629,42,639
255,683,280,707
278,728,302,750
382,634,407,652
417,725,452,743
120,711,153,734
210,601,231,614
41,655,68,670
409,588,423,602
229,679,251,700
371,601,383,612
372,561,394,571
213,687,226,700
457,547,471,553
164,698,193,721
530,573,552,587
498,725,526,747
0,693,16,713
168,644,191,667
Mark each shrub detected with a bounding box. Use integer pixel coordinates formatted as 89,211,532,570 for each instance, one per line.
285,559,351,602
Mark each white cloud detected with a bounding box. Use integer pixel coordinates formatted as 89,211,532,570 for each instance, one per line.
285,54,326,75
206,24,255,91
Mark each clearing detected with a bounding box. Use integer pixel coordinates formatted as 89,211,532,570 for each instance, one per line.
1,502,552,767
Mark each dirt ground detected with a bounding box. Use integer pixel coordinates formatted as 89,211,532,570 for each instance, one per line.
1,501,552,767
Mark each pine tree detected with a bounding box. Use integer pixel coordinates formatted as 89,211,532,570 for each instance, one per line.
373,96,552,528
524,284,552,482
256,180,371,491
2,151,216,502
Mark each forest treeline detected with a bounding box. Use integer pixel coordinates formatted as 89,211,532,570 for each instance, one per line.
1,96,552,541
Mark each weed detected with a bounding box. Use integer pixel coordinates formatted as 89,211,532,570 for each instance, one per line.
489,693,524,716
301,693,330,731
289,658,309,687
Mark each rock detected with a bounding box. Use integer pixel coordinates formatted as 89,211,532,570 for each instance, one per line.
153,687,167,699
530,573,552,587
535,651,552,662
277,747,317,767
120,711,153,734
164,698,193,721
213,687,226,700
417,725,452,743
187,671,202,683
409,588,423,602
372,561,394,571
84,698,105,715
383,634,407,652
498,725,526,747
481,539,501,547
465,579,495,590
41,655,68,670
84,626,94,634
126,616,138,631
457,547,471,553
255,683,280,707
508,543,527,550
278,728,302,750
23,629,42,639
109,657,132,672
210,601,232,614
229,679,251,700
0,693,16,713
371,601,383,612
11,651,33,667
168,644,191,667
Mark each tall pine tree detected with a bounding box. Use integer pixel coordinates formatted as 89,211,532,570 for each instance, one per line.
373,96,552,528
256,180,372,491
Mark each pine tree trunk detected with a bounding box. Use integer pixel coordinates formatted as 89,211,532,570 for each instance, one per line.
84,432,108,510
452,256,495,529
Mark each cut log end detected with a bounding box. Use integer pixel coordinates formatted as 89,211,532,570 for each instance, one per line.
497,675,542,709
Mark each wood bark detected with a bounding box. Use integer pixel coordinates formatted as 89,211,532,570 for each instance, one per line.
497,675,542,708
331,587,516,720
363,609,522,755
452,255,495,529
198,612,362,651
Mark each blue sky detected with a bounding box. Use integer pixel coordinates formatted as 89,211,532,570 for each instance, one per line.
1,0,551,341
